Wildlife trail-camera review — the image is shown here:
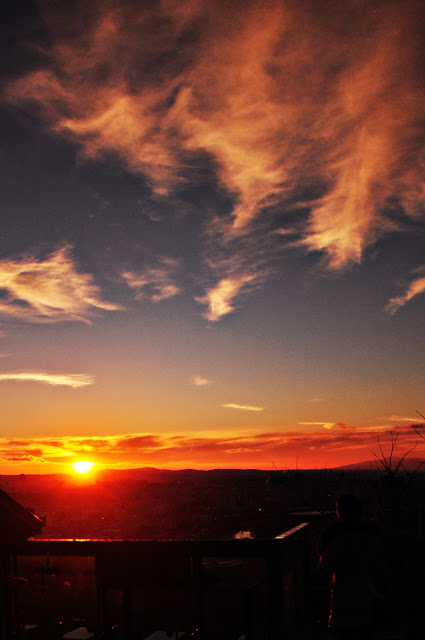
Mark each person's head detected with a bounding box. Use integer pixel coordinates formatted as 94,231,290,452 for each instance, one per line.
336,494,362,522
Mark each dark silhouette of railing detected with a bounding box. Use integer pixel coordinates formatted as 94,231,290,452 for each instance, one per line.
2,523,311,640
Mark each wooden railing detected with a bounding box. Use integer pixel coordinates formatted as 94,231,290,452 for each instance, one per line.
2,523,311,640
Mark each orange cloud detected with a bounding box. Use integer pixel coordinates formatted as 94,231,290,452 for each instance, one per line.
385,415,419,423
122,257,181,302
191,375,211,387
0,245,121,323
0,372,94,388
299,421,335,430
298,421,353,430
196,274,255,321
4,1,425,309
1,423,423,471
385,269,425,315
222,403,264,412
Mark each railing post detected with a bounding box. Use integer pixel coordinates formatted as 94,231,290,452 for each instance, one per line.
302,545,311,623
266,548,283,632
192,551,203,639
0,550,10,640
95,553,107,639
122,586,133,640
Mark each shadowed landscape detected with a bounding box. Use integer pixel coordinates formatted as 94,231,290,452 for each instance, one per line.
2,463,425,639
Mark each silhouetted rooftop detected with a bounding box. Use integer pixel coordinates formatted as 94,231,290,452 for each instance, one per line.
0,488,43,542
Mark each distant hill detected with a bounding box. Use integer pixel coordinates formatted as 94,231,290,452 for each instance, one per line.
1,459,425,484
0,467,271,485
334,457,425,472
98,467,271,483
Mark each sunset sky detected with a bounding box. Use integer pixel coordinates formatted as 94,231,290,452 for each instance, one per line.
0,0,424,473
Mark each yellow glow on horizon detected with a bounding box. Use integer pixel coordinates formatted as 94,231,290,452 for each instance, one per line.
72,460,95,474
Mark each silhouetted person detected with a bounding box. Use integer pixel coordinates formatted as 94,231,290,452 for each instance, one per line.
319,495,382,640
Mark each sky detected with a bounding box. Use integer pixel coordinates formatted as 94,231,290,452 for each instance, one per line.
0,0,424,474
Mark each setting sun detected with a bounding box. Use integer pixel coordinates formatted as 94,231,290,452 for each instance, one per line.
72,461,95,474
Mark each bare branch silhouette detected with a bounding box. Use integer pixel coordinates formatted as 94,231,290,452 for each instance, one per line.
372,431,417,476
411,410,425,440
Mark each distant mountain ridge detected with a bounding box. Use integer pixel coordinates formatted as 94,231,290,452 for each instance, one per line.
1,458,425,482
0,467,272,483
334,457,425,472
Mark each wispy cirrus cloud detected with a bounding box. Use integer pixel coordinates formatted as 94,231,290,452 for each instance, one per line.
0,372,94,388
4,0,425,316
191,375,211,387
298,421,351,430
196,274,256,321
385,415,419,423
385,269,425,315
122,257,181,302
0,245,121,323
299,421,335,430
222,403,264,412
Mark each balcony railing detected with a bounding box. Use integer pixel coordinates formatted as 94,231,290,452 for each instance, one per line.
1,522,311,640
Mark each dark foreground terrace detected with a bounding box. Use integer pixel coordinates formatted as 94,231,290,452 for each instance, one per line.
1,523,311,640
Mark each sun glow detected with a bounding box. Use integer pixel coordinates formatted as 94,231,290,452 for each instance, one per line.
72,460,95,474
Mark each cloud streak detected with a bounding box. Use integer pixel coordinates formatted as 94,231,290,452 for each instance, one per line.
196,274,256,321
222,403,264,412
122,257,181,302
191,375,211,387
385,269,425,315
4,0,425,313
0,245,121,323
0,372,94,388
299,421,337,430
